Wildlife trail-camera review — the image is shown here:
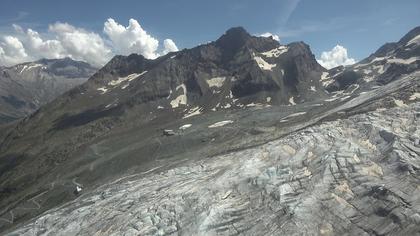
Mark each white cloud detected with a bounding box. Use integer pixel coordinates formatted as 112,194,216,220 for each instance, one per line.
0,35,29,65
104,18,159,59
0,18,178,66
317,45,356,69
24,28,67,60
104,18,178,59
162,39,179,54
49,22,112,66
260,32,280,42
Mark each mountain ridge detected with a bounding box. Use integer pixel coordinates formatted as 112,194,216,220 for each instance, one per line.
0,26,420,235
0,57,97,124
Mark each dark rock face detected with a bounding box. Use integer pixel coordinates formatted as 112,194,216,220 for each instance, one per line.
0,26,420,235
326,70,361,92
0,58,97,124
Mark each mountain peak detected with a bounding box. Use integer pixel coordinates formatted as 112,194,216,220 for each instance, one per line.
223,26,250,38
216,27,251,49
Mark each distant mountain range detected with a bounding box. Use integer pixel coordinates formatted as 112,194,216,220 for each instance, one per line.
1,26,420,235
0,57,97,124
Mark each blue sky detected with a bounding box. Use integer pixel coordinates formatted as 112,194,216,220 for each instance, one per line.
0,0,419,67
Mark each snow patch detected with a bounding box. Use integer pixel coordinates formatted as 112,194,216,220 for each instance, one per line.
354,57,387,68
325,97,340,102
363,69,372,74
206,77,226,88
340,95,351,101
406,35,420,46
228,90,233,99
183,106,202,118
97,87,108,94
261,46,288,58
289,97,296,105
320,72,333,86
372,64,386,74
179,124,192,130
254,56,276,71
308,103,323,107
19,65,27,74
170,84,187,108
409,93,420,100
348,84,359,93
20,64,42,73
246,103,265,107
283,112,307,119
109,71,147,86
394,99,408,107
388,57,420,65
266,97,272,102
223,103,231,109
27,64,42,70
363,75,376,83
208,120,234,128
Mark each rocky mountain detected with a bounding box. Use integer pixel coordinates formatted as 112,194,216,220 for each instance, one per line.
0,27,419,235
323,26,420,92
0,58,97,124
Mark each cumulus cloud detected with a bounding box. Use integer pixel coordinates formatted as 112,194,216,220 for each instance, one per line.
0,35,28,65
162,39,179,54
49,22,112,66
104,18,160,59
317,45,356,69
0,18,178,66
24,28,66,59
260,32,280,42
103,18,178,59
